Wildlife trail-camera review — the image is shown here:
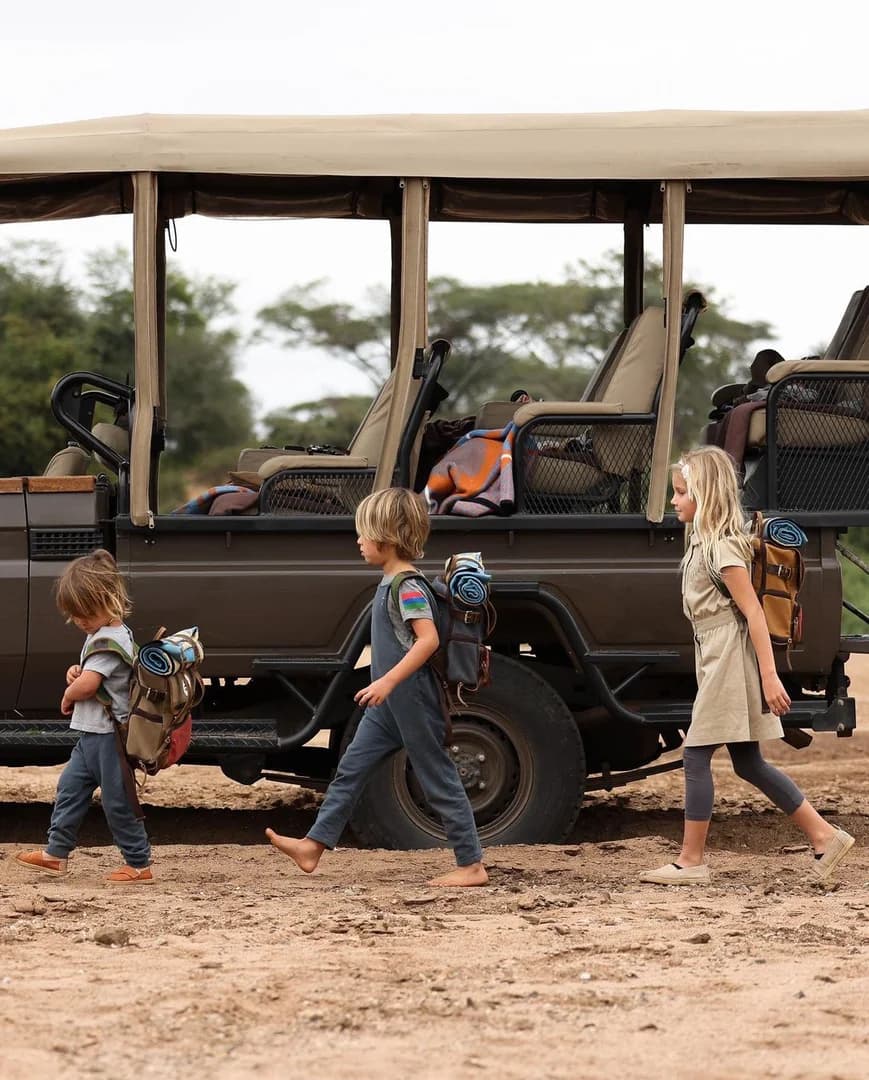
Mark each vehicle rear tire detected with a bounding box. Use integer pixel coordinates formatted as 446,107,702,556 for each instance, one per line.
349,654,585,850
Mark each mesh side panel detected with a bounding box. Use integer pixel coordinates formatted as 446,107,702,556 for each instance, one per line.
772,377,869,512
518,421,653,514
259,468,375,516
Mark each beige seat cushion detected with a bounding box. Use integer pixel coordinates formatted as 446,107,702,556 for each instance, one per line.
349,371,395,462
598,307,666,411
258,454,370,480
237,447,302,472
581,328,629,402
44,445,91,477
525,455,608,495
747,408,869,450
92,422,129,469
475,401,521,430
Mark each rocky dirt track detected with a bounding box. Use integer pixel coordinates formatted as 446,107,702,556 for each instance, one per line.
1,659,868,1080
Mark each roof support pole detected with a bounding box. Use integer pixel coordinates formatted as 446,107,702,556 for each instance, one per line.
374,178,429,490
646,180,686,523
155,216,167,422
388,213,402,368
622,203,645,325
130,172,159,527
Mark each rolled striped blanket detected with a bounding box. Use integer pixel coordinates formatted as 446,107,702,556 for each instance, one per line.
138,628,204,676
763,517,808,549
444,552,491,609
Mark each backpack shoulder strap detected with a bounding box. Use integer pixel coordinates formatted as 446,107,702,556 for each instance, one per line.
82,635,137,668
81,635,136,713
388,571,437,616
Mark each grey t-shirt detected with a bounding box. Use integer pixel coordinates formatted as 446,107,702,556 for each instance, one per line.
383,574,435,652
69,624,135,734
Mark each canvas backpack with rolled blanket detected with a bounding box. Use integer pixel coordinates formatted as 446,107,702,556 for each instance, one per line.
389,552,497,711
714,514,806,658
124,626,205,775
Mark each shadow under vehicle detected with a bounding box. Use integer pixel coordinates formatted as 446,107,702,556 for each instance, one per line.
1,111,868,848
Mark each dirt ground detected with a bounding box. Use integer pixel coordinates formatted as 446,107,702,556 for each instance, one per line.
2,661,869,1080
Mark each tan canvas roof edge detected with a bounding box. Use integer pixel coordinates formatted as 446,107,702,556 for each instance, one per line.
4,111,869,180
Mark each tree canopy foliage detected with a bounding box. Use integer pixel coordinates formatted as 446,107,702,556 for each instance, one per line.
258,253,772,451
0,242,254,490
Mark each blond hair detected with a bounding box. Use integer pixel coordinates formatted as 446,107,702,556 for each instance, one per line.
55,549,131,624
355,488,430,561
674,446,752,576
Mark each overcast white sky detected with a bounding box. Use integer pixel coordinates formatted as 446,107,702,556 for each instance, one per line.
2,1,869,422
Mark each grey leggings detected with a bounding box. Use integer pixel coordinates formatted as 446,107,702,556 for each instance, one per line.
683,742,805,822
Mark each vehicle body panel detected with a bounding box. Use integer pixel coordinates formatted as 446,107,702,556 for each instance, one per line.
0,481,28,709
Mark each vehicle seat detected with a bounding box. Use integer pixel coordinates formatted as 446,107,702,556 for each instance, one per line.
707,288,869,464
43,444,91,477
238,366,418,477
825,286,869,360
704,348,784,444
472,322,641,434
474,300,686,434
515,306,668,503
91,422,129,470
253,341,451,514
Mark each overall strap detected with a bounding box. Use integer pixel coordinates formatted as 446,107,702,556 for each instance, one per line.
388,572,460,747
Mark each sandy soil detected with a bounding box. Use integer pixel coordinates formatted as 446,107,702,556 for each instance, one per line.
2,659,869,1080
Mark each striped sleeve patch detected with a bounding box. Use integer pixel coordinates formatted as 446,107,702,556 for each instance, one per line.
398,584,433,620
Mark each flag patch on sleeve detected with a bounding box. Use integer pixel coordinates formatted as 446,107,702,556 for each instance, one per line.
399,585,432,619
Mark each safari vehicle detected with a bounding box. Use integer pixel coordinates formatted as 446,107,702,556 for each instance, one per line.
1,112,868,848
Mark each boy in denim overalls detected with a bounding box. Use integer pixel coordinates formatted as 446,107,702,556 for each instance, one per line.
267,488,487,887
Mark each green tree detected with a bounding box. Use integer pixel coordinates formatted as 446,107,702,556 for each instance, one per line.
261,394,371,451
82,248,254,460
0,242,87,476
0,242,254,506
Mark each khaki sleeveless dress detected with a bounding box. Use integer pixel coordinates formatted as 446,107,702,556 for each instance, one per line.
682,533,783,747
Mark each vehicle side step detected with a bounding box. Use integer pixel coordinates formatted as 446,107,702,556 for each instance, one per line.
631,696,855,736
0,718,281,751
252,657,348,675
585,650,680,666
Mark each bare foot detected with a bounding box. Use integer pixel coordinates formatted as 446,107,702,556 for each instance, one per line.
265,828,324,873
428,863,489,887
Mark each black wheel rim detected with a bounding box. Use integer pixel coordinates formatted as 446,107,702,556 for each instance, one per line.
390,702,535,843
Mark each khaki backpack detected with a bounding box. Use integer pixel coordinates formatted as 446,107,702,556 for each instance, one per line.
124,626,205,775
748,514,805,649
714,514,805,653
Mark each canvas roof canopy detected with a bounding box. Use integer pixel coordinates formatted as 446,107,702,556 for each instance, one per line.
2,112,869,225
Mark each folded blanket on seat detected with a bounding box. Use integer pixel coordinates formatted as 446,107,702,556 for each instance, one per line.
425,423,517,517
172,484,257,515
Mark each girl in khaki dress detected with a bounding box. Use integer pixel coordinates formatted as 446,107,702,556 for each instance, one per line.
641,446,854,885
